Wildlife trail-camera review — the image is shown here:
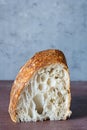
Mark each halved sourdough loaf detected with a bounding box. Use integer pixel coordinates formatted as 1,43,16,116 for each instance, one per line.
8,49,72,122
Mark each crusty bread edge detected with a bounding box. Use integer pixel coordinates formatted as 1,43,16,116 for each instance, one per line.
8,49,71,122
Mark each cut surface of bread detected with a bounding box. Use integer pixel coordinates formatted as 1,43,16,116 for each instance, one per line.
8,49,72,122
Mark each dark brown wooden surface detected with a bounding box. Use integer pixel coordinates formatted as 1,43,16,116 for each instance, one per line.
0,81,87,130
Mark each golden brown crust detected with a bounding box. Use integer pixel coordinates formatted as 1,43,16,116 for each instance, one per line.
8,49,69,122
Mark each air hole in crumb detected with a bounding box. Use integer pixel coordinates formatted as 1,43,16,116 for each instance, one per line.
43,116,50,121
37,75,40,83
23,92,26,98
28,84,32,95
57,112,59,116
63,98,65,102
67,90,70,93
41,75,46,82
38,84,43,90
50,98,54,103
49,68,54,74
23,92,27,101
47,78,51,86
19,118,22,122
60,70,64,78
33,94,43,114
28,108,33,118
58,92,62,97
55,76,58,79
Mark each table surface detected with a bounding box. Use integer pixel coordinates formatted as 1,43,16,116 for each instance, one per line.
0,81,87,130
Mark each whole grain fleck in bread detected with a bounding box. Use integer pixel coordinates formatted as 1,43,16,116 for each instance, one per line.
8,49,72,122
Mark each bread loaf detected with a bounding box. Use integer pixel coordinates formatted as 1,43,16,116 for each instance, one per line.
8,49,72,122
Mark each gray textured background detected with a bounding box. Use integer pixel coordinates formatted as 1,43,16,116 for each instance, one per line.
0,0,87,80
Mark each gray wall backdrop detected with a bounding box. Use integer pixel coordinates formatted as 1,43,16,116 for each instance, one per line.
0,0,87,80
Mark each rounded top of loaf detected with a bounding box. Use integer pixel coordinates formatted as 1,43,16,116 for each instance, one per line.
8,49,68,122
